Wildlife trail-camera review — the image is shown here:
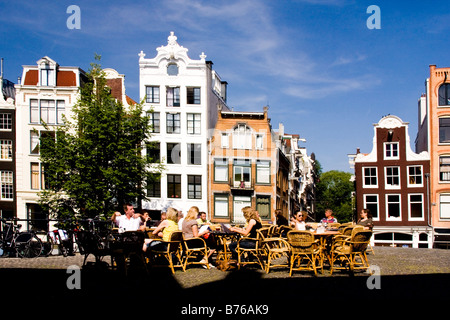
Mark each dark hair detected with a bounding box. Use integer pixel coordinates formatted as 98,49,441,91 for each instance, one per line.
362,208,373,219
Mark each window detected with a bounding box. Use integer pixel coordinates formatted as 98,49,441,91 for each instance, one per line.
255,134,264,150
384,142,399,159
40,64,55,86
146,86,160,103
167,64,178,76
167,143,181,164
214,158,228,182
439,194,450,219
214,194,229,218
188,175,202,199
233,159,251,188
31,163,40,190
363,194,379,220
256,160,270,184
40,100,56,124
31,131,55,155
386,194,401,220
187,143,201,165
221,133,229,148
30,131,40,154
0,171,13,200
166,87,180,107
56,101,65,124
147,173,161,198
166,113,180,133
385,167,400,189
187,113,201,135
147,112,160,133
409,194,424,220
30,99,39,123
439,83,450,106
167,174,181,198
0,113,12,130
233,124,252,149
233,196,252,223
363,167,377,187
146,142,160,163
256,195,270,220
0,140,12,160
408,166,423,186
30,99,65,124
439,118,450,143
187,87,201,104
440,156,450,182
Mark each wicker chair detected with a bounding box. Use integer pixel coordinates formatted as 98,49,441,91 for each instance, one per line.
329,228,373,275
235,232,265,270
146,231,184,273
261,234,291,274
183,237,210,270
286,230,323,276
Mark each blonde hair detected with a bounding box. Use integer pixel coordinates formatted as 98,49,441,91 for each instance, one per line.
166,207,179,222
242,206,260,222
185,206,199,221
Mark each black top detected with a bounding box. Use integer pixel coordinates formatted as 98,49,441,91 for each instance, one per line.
248,219,262,238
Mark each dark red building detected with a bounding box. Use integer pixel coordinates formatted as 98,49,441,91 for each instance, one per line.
352,115,432,248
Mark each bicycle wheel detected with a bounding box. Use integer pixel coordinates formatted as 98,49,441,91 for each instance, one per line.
16,233,43,258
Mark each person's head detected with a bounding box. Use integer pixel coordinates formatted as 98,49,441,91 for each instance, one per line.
142,210,149,218
242,206,254,222
186,206,199,221
123,203,134,217
160,211,167,220
361,208,372,219
275,209,282,216
295,211,307,221
199,211,207,221
166,207,179,222
325,209,333,218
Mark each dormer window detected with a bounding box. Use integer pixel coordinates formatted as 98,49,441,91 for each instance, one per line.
167,63,178,76
40,63,55,86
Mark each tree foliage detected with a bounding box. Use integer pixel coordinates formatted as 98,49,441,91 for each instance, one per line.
39,58,158,221
315,170,354,223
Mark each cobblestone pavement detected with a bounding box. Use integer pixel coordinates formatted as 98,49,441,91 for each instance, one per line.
1,246,449,315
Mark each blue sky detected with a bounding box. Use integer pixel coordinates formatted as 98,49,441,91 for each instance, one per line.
1,0,449,172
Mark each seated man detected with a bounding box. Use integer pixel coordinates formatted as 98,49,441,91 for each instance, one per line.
111,203,145,232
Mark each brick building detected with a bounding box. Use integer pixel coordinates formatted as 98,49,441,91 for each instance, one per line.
353,115,432,248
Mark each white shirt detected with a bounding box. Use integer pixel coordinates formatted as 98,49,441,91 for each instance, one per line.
115,215,141,231
294,221,306,231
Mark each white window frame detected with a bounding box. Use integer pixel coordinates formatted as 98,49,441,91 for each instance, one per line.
407,165,423,187
408,193,424,221
363,194,379,221
385,166,401,189
386,194,402,221
384,142,399,160
0,140,13,161
362,167,378,188
221,133,229,149
439,194,450,220
0,170,13,200
233,124,252,150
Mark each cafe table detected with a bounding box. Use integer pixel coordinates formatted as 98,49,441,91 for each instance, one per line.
312,229,340,264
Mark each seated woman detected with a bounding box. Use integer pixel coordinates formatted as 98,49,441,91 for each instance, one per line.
143,207,179,252
228,207,262,258
357,208,373,230
182,206,216,266
290,210,308,231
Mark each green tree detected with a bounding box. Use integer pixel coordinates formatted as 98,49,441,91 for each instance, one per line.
39,57,160,222
315,170,354,223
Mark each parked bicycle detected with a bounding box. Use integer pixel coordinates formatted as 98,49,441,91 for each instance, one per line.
0,218,43,258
